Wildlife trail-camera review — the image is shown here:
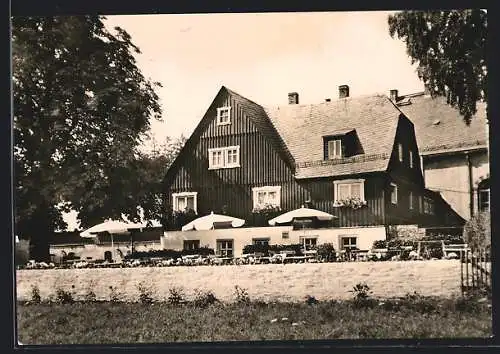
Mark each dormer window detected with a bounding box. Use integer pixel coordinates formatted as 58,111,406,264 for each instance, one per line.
398,143,403,162
217,106,231,125
323,129,361,161
327,139,342,159
409,149,414,168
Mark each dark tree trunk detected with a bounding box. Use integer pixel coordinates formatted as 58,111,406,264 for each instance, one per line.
24,205,53,262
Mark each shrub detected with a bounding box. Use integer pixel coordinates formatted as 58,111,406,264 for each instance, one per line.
193,289,219,308
372,240,386,249
168,287,185,306
349,283,374,308
55,285,75,304
234,285,250,304
83,281,97,303
464,212,491,251
29,284,41,304
316,243,336,262
136,281,155,304
15,239,30,266
108,286,122,303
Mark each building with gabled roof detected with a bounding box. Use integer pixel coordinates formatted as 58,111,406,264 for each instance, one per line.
162,85,465,256
391,89,489,221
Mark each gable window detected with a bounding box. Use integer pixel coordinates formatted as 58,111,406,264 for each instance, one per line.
398,143,403,162
340,236,357,251
409,191,414,210
409,150,414,168
390,183,398,205
183,240,200,250
327,139,342,159
208,146,240,169
216,239,233,257
216,106,231,126
252,186,281,211
172,192,198,213
333,179,365,205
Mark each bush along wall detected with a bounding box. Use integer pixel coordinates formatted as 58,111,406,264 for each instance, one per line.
124,247,215,260
242,244,304,256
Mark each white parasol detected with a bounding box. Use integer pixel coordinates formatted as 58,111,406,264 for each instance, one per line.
181,211,245,231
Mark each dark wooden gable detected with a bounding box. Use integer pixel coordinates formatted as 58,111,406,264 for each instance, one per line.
387,114,425,187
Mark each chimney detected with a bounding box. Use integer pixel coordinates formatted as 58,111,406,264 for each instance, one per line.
338,85,349,99
390,89,398,102
288,92,299,105
325,98,331,102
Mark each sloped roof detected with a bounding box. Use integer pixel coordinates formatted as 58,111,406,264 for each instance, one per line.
225,87,296,168
264,95,402,178
396,93,488,153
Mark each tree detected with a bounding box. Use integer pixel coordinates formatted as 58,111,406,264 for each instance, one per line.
13,16,162,261
463,212,490,251
388,10,487,124
133,135,187,226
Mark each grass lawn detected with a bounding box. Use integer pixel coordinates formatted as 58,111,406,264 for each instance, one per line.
17,297,491,344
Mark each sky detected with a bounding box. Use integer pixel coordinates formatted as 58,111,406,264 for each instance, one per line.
104,11,424,147
63,11,425,231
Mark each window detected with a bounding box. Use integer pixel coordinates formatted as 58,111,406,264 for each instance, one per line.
183,240,200,250
333,179,365,204
424,197,435,215
216,239,233,257
409,191,414,210
216,106,231,125
208,146,240,169
252,238,270,246
390,183,398,205
300,236,318,250
282,231,289,239
398,143,403,162
327,139,342,159
340,236,357,250
252,186,281,210
479,189,490,212
409,150,414,168
172,192,198,213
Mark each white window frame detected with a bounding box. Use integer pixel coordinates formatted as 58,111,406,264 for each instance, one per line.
252,186,281,211
390,183,398,205
398,143,403,162
409,150,414,168
333,179,365,204
327,139,342,159
172,192,198,214
216,239,233,257
340,236,358,250
208,145,240,169
299,236,318,250
183,240,200,250
216,106,231,126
